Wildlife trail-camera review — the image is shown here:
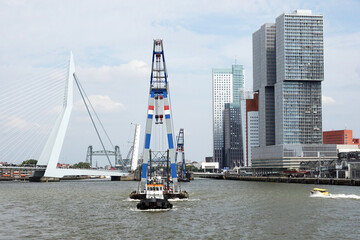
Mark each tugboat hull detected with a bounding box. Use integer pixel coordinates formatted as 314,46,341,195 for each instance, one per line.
137,198,173,210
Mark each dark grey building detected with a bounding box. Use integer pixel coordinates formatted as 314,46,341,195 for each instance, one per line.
253,23,276,147
224,103,243,169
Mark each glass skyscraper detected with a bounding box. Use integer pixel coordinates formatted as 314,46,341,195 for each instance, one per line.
212,65,245,169
275,10,323,144
224,103,243,168
232,64,245,105
252,10,328,172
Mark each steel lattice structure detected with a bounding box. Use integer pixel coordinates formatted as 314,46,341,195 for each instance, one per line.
140,39,179,193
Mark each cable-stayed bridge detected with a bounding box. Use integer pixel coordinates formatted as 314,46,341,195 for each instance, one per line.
0,53,133,179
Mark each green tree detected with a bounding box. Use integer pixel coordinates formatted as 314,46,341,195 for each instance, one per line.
72,162,91,169
186,165,199,172
21,159,37,166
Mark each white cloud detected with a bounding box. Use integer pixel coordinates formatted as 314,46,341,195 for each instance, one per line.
78,60,149,83
2,116,41,131
47,105,63,115
322,95,335,105
74,95,125,112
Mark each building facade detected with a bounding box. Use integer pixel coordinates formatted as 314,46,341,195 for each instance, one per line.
232,64,245,105
247,111,259,167
252,10,332,173
251,144,338,170
212,65,245,169
323,130,360,145
253,23,276,147
275,10,324,145
224,103,243,168
245,93,259,167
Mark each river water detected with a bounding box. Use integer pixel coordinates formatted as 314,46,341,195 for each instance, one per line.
1,178,360,239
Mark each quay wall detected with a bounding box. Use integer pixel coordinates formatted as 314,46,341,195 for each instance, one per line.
195,173,360,186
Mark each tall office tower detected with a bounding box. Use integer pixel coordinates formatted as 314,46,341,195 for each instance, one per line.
253,23,276,147
232,64,245,105
275,10,323,144
254,10,323,146
212,65,245,169
224,103,243,168
251,10,330,173
247,112,259,167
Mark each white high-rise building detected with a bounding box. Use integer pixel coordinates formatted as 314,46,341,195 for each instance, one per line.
247,111,259,167
212,65,245,169
241,92,259,167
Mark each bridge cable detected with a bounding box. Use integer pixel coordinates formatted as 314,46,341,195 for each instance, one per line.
0,65,67,163
75,75,126,167
73,73,113,167
75,76,115,149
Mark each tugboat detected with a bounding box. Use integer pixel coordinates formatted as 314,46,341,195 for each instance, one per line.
137,182,173,210
130,176,189,200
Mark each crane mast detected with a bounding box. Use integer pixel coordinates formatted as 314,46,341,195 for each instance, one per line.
140,39,179,193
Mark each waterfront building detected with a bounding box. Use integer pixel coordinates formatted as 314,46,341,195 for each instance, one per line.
205,156,214,162
201,162,220,173
253,23,276,147
238,91,259,167
212,65,245,169
252,144,338,172
245,93,259,167
323,129,360,146
275,9,324,144
224,103,243,168
251,10,335,173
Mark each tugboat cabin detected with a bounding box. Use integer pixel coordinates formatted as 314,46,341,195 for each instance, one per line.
146,184,165,199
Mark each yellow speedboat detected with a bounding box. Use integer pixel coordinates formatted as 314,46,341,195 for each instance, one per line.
311,188,329,195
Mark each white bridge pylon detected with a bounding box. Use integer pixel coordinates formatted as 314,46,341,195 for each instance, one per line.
37,52,128,178
130,124,141,171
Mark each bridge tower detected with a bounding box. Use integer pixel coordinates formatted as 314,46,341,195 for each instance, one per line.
130,124,141,172
29,52,129,180
140,39,179,193
37,52,75,176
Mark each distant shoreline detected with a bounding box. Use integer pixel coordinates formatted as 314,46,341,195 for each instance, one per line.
195,173,360,186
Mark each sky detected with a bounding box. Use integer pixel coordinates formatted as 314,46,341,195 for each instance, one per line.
0,0,359,166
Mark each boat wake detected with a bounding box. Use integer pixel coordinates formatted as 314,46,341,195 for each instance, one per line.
122,198,140,202
311,193,360,200
168,198,200,202
129,207,173,212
